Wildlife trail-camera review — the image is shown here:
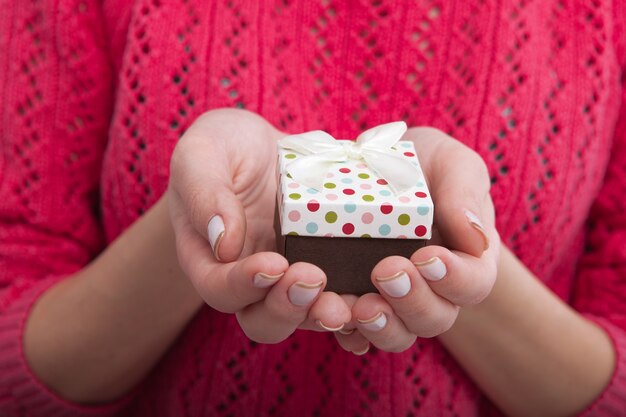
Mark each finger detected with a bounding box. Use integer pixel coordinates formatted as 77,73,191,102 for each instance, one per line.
352,293,417,353
170,130,246,263
190,251,288,314
406,127,493,257
334,329,371,356
299,291,352,332
411,244,497,307
371,256,459,337
236,262,326,344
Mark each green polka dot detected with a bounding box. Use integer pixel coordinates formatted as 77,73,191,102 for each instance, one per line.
325,211,338,223
287,231,299,236
398,214,411,225
286,173,293,179
362,195,375,202
288,193,301,200
358,173,370,179
361,234,371,238
324,182,336,189
285,153,297,159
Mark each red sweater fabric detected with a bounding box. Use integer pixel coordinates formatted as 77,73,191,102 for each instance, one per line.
2,1,626,416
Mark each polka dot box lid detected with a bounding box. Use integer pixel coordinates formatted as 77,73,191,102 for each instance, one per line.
277,141,433,239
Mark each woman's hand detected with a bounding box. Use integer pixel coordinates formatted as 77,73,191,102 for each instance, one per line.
168,109,350,343
334,127,500,353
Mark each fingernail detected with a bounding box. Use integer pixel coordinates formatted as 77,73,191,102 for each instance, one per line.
414,257,447,281
316,320,345,332
376,271,411,298
207,215,225,261
464,209,489,251
357,312,387,332
338,328,356,335
288,281,323,306
352,344,370,356
253,272,284,288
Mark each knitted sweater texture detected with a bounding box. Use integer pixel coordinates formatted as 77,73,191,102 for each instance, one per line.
1,1,626,416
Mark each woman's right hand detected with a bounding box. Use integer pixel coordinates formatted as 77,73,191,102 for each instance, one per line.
168,109,351,343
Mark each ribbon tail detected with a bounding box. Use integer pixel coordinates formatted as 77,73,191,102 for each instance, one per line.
363,150,422,194
284,153,343,191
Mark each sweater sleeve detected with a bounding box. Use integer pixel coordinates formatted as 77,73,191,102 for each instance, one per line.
572,81,626,415
0,2,132,416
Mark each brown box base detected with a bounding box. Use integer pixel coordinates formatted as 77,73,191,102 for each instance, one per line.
276,234,426,295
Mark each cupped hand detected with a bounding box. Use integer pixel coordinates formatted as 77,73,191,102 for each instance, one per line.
168,109,350,343
334,127,500,354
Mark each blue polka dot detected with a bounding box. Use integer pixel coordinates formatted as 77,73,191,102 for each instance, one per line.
344,203,357,213
415,181,425,187
379,224,391,236
341,178,353,184
401,142,412,148
379,189,392,196
306,222,319,234
417,205,430,215
307,188,319,194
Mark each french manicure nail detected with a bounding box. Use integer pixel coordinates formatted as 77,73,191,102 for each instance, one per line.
414,257,447,281
464,209,490,251
338,328,356,335
376,271,411,298
288,281,323,306
352,344,370,356
316,320,345,332
253,272,284,288
357,312,387,332
207,215,225,261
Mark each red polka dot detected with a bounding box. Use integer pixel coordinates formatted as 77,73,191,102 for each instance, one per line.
380,203,393,214
339,168,351,173
404,152,415,157
415,191,428,198
307,200,320,212
415,225,427,237
343,188,355,195
342,223,355,235
376,179,388,185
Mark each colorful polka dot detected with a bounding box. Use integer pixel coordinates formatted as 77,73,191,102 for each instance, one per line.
360,183,372,190
361,234,371,238
357,163,368,168
325,211,338,223
417,205,430,215
379,189,391,196
289,193,301,200
398,214,411,225
307,200,320,212
380,203,393,214
404,152,415,157
415,225,427,237
343,188,355,195
399,196,411,203
358,173,370,179
341,178,353,184
327,194,338,201
307,188,319,194
288,210,301,221
287,231,299,236
326,172,334,178
415,191,428,198
285,153,297,159
339,167,351,174
362,195,375,202
306,222,319,234
288,182,300,189
344,203,357,213
398,235,408,239
379,224,391,236
324,182,336,189
377,179,388,185
342,223,355,235
362,212,374,224
401,142,412,148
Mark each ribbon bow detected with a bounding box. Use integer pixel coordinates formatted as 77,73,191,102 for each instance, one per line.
278,121,421,194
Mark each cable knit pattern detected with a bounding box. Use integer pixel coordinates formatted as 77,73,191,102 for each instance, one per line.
1,1,625,416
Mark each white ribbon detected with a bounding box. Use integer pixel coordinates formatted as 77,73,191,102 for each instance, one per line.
278,121,421,194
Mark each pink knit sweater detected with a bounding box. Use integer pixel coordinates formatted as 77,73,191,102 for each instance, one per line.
2,1,626,416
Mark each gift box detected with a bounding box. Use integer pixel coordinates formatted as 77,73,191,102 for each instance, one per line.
275,122,434,295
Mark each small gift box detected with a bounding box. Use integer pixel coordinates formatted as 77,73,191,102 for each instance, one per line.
275,122,434,295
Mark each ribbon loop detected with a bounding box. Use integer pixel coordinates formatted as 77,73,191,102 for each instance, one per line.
278,121,421,194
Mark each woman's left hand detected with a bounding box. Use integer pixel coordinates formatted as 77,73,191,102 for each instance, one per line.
334,127,501,354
